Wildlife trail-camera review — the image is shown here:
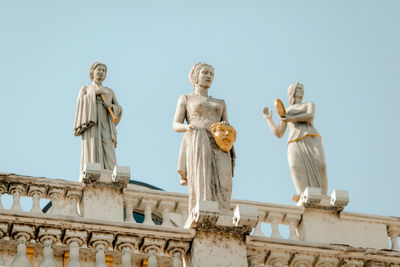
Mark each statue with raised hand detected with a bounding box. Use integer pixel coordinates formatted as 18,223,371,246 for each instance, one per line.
263,82,327,196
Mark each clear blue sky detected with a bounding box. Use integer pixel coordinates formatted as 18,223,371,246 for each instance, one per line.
1,1,399,217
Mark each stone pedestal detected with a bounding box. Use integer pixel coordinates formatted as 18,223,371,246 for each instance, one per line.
299,209,389,249
188,231,247,267
184,201,258,267
81,171,124,222
296,188,388,249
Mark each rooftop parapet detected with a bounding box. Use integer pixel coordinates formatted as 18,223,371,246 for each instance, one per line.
0,173,399,266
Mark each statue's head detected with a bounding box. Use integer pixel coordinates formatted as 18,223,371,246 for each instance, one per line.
210,122,237,152
189,62,214,88
89,62,107,82
288,82,304,105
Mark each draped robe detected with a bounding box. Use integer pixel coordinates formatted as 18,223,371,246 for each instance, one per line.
73,84,122,172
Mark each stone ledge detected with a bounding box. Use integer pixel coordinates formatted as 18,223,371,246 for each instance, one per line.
0,210,195,240
246,235,400,262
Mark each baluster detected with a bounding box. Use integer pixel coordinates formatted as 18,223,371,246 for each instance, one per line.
121,247,132,267
253,222,265,237
89,233,113,267
11,241,31,267
176,203,188,227
160,201,175,227
147,248,157,267
66,189,82,217
124,198,137,223
166,241,189,267
253,211,266,237
48,188,64,215
64,230,88,267
0,183,7,210
142,238,166,267
116,235,140,267
268,212,283,239
284,214,300,240
0,252,5,266
248,255,262,267
11,224,34,267
10,184,25,212
94,245,107,267
142,199,157,225
388,227,400,250
66,241,82,267
28,186,45,214
38,227,61,267
38,240,57,267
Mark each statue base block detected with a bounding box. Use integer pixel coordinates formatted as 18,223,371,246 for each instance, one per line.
186,230,248,267
184,200,258,267
299,209,389,249
81,170,124,222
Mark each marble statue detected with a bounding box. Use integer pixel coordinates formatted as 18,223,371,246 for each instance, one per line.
73,62,122,172
262,82,327,195
173,62,236,213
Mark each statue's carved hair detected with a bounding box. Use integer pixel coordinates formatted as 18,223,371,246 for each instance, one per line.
210,121,237,139
287,82,304,105
89,62,107,81
189,62,214,87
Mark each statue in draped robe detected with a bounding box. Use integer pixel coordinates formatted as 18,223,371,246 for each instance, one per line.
173,62,236,214
262,82,327,196
73,62,122,173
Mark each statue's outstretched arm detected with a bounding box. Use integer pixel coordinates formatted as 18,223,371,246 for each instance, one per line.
262,107,286,138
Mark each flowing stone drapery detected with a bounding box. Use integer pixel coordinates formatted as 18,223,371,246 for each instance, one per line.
175,94,235,213
74,84,122,172
263,83,327,195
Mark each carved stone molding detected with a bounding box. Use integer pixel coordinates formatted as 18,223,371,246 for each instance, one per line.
316,256,339,267
166,240,190,256
0,222,8,239
63,229,88,246
11,224,35,242
9,183,27,195
116,234,140,252
89,232,114,250
141,237,166,254
37,227,62,244
341,259,365,267
266,251,291,267
290,254,315,267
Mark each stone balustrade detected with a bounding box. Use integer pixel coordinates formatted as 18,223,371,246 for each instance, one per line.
339,212,400,251
0,173,399,266
123,185,189,227
0,206,193,266
123,186,400,251
232,199,304,241
123,186,304,240
0,173,83,216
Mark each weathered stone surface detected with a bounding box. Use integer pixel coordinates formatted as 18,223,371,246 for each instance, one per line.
187,231,247,267
81,183,124,222
299,209,389,249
